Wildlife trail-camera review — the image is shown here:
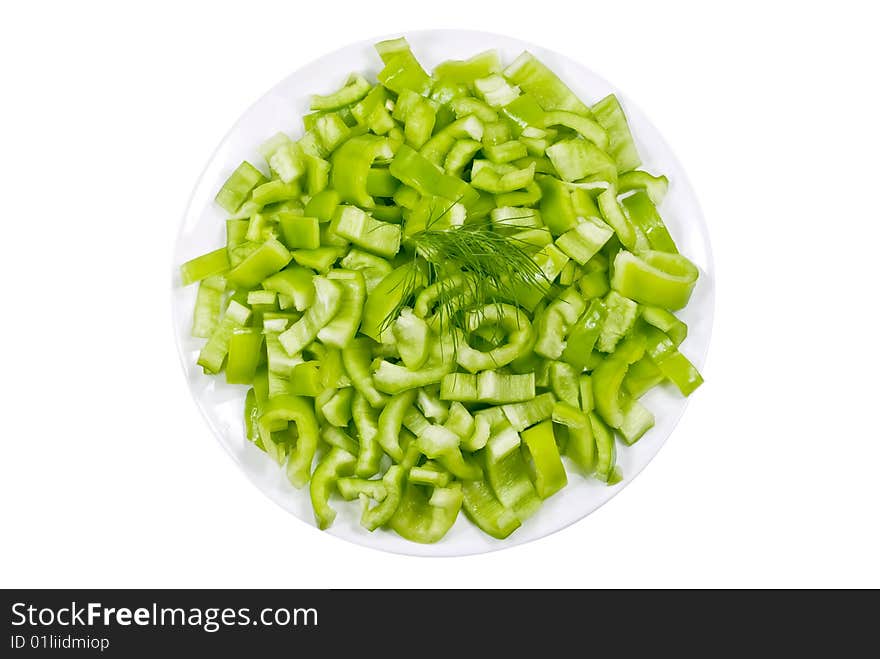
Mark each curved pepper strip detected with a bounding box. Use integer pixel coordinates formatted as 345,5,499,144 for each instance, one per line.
549,361,578,408
321,424,358,453
449,97,498,122
197,300,251,374
258,395,320,488
278,276,342,356
393,309,430,370
318,347,350,390
389,481,463,544
437,450,482,482
391,89,422,122
262,266,315,311
561,298,607,369
310,74,371,111
409,462,452,487
500,94,546,135
495,181,542,208
590,412,617,483
413,273,470,318
623,356,665,399
597,186,640,252
542,111,609,151
389,145,480,208
597,290,639,353
642,325,704,396
305,155,331,195
462,415,491,452
330,207,401,259
521,420,568,499
444,139,483,177
361,465,406,531
416,425,482,481
330,135,394,208
244,388,257,443
453,304,533,373
618,170,669,205
443,401,474,438
417,387,449,423
556,217,614,265
373,335,456,394
617,392,655,445
317,270,366,349
470,161,536,194
419,116,484,166
404,194,467,239
434,50,502,85
484,434,541,520
641,306,687,346
351,392,383,477
508,243,567,311
375,390,417,462
592,333,649,436
309,447,356,530
215,161,267,214
339,249,392,294
484,140,528,164
546,139,617,185
361,262,428,342
504,52,590,115
482,120,512,148
621,190,678,253
501,392,556,432
398,431,422,470
402,406,431,437
461,479,521,539
533,288,586,359
341,339,388,409
592,94,641,174
250,367,273,434
373,358,455,395
566,420,596,475
403,97,436,150
537,175,578,236
375,37,411,62
226,219,249,265
336,477,387,502
611,249,698,310
472,74,520,108
377,48,431,96
351,87,394,135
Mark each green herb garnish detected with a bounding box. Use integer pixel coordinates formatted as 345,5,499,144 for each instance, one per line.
381,200,550,339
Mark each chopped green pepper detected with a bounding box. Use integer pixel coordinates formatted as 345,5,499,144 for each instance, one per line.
331,135,394,208
310,447,357,529
521,420,567,498
611,250,698,310
278,276,342,356
181,248,230,286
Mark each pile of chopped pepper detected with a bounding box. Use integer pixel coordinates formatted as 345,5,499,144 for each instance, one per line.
179,37,703,543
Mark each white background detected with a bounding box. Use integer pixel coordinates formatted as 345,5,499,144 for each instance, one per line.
2,0,878,588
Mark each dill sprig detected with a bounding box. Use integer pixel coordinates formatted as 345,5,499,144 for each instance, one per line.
380,199,550,339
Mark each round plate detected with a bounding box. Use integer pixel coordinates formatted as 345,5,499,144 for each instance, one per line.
172,29,715,556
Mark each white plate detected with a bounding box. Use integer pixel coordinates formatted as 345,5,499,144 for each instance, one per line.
171,29,715,557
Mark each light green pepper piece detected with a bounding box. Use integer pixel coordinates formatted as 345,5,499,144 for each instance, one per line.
310,447,357,529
